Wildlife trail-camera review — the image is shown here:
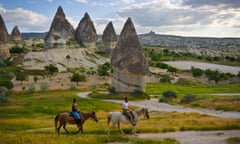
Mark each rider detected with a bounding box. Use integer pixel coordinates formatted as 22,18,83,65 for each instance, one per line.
71,98,81,127
122,96,135,125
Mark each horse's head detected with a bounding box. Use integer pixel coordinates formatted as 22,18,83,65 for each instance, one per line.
91,111,98,122
142,108,150,119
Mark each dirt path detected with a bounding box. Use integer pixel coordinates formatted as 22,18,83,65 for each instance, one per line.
77,92,240,119
135,130,240,144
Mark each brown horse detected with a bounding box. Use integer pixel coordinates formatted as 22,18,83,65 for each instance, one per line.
55,111,98,134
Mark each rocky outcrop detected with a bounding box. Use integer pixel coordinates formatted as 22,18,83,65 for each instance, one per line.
111,17,149,93
10,25,21,41
75,12,97,49
44,6,75,49
0,14,8,44
102,21,117,55
0,14,10,59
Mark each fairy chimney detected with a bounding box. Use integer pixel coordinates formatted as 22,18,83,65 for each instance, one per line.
44,6,75,49
0,14,10,59
111,17,149,93
102,21,117,55
75,12,97,49
10,25,21,41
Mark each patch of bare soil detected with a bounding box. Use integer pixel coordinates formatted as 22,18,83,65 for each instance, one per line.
135,130,240,144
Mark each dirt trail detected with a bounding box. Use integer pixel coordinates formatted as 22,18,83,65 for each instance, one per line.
135,130,240,144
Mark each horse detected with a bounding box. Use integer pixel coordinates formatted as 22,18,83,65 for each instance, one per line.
54,111,98,134
107,108,149,135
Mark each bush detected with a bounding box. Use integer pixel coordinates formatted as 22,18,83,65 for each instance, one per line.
28,83,35,93
40,82,50,91
70,83,77,90
131,88,144,96
108,87,116,94
155,62,168,69
191,67,204,77
160,75,171,83
0,86,9,102
0,79,14,89
180,94,196,103
162,90,177,98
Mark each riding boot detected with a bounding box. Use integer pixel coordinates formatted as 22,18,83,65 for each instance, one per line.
76,119,81,127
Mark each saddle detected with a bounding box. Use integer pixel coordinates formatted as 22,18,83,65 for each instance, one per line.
122,110,134,122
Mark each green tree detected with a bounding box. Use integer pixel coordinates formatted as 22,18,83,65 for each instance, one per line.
191,67,204,77
97,62,111,77
71,73,86,85
44,64,58,75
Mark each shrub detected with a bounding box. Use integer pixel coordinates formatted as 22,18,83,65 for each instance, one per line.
70,83,77,90
0,79,14,89
40,82,50,91
155,62,168,69
0,86,9,102
162,90,177,98
191,67,204,77
108,87,116,94
160,75,171,83
131,88,144,96
28,83,35,93
180,94,196,103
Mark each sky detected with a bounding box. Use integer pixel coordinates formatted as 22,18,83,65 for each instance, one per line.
0,0,240,38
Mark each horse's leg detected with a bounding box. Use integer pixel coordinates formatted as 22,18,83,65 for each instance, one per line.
131,125,137,135
118,121,125,135
57,123,63,134
63,123,69,134
107,121,115,135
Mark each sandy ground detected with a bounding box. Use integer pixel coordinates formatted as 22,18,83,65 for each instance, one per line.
78,92,240,144
136,130,240,144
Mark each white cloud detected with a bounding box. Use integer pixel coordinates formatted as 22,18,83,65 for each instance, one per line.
75,0,88,3
121,0,135,4
47,0,53,2
117,0,240,37
0,7,49,32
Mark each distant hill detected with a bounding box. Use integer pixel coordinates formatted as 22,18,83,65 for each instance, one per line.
138,31,240,50
21,32,47,39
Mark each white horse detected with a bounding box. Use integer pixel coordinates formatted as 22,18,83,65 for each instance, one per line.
107,108,149,135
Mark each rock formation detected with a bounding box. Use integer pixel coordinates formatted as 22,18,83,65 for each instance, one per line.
0,14,10,59
111,17,149,93
44,6,75,49
102,21,117,55
75,12,97,49
10,25,21,41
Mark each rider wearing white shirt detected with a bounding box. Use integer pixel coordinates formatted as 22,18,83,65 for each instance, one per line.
122,96,135,125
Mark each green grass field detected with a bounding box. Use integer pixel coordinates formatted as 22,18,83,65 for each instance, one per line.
146,83,240,111
1,84,240,143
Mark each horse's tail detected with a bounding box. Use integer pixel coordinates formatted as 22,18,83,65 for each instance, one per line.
107,112,112,126
54,114,59,132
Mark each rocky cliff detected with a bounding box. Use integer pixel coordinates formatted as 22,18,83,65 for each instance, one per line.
44,6,75,49
10,25,21,41
0,14,10,59
111,17,149,92
75,12,97,49
102,21,117,55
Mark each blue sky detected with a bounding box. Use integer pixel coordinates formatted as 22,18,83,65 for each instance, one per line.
0,0,240,37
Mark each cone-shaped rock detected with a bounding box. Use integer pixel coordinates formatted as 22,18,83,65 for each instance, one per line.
102,21,117,55
44,6,75,49
0,14,8,44
75,12,97,48
10,25,21,41
0,14,10,59
111,17,149,92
